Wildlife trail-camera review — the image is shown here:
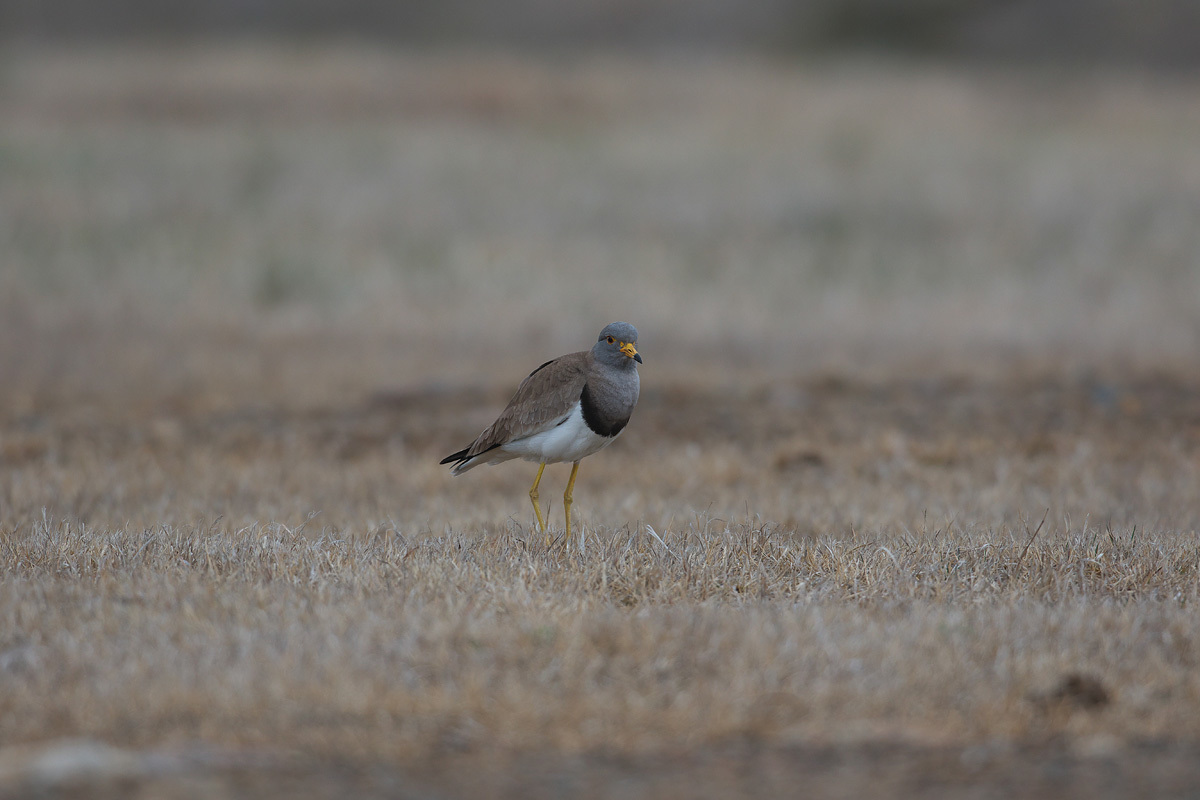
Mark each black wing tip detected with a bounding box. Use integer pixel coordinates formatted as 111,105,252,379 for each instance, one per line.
440,442,502,467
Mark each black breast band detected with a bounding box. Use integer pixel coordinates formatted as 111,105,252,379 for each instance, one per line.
580,383,629,437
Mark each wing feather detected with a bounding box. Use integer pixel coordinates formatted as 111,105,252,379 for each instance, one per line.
456,351,590,459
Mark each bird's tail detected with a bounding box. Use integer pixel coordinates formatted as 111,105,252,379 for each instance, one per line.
439,447,472,476
440,444,501,476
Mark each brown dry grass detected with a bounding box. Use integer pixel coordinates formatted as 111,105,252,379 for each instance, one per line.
2,46,1200,798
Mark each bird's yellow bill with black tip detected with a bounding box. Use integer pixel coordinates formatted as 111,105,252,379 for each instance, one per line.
620,342,642,363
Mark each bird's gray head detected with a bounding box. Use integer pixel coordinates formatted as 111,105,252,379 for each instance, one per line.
593,322,642,367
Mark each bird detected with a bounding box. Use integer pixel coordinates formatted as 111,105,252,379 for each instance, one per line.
440,322,642,547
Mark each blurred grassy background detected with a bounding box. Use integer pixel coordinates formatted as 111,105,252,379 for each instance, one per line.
3,46,1199,416
5,0,1200,67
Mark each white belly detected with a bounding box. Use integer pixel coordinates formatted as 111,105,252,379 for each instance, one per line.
499,402,615,464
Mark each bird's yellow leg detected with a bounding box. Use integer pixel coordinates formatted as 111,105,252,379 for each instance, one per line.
529,462,548,540
563,461,581,548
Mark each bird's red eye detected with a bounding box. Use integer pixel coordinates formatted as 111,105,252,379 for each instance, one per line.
607,336,615,344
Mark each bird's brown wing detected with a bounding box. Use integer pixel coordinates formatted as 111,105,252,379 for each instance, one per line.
459,351,590,458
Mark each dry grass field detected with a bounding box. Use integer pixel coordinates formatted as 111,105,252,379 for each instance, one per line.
2,46,1200,797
